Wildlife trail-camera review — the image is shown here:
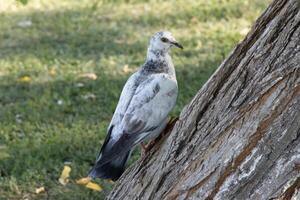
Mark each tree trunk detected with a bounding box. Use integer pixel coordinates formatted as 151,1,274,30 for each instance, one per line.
108,0,300,199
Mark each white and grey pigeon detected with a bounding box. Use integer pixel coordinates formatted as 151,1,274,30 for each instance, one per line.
88,31,183,181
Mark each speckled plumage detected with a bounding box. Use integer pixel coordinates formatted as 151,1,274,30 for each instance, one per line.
88,31,182,181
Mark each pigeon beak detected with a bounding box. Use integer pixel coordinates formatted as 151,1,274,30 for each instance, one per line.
171,41,184,49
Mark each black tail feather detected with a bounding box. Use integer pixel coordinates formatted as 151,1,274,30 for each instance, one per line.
88,150,130,181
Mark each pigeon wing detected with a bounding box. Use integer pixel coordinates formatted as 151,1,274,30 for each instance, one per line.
108,72,139,131
95,72,138,158
99,74,177,164
97,73,177,166
122,73,178,141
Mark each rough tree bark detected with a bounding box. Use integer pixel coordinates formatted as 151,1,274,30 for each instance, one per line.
108,0,300,199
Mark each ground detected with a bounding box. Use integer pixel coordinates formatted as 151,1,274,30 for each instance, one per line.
0,0,269,199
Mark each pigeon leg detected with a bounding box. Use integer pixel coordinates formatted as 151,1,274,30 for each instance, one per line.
140,142,147,157
140,141,156,157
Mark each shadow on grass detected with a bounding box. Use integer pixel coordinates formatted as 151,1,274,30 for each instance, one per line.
0,6,226,124
0,0,259,61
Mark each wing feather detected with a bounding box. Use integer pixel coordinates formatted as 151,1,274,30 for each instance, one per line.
108,72,139,132
120,73,177,139
95,72,177,167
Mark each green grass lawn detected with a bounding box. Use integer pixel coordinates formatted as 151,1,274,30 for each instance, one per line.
0,0,269,199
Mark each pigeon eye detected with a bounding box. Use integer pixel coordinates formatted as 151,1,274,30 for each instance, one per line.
161,37,168,43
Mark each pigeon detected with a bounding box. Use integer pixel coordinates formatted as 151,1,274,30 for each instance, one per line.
88,31,183,181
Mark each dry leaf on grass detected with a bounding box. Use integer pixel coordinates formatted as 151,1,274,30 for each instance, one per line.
123,65,135,73
76,177,103,192
49,68,56,76
18,76,31,83
85,182,103,192
76,177,91,185
58,166,71,186
35,187,45,194
78,73,97,80
240,27,250,36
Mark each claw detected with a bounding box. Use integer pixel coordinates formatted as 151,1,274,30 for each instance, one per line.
140,141,156,157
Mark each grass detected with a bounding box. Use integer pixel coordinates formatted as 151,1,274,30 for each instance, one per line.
0,0,269,199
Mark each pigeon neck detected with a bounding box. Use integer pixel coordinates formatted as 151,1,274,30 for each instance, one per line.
143,49,175,76
146,48,167,61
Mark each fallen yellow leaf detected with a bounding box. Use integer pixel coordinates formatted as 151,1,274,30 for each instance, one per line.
49,68,56,76
78,73,97,80
123,64,130,73
18,76,31,83
35,187,45,194
240,27,250,36
85,182,103,192
76,177,91,185
108,179,115,184
122,65,135,73
58,165,71,186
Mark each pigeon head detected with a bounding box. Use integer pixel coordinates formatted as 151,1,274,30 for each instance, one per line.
148,31,183,54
